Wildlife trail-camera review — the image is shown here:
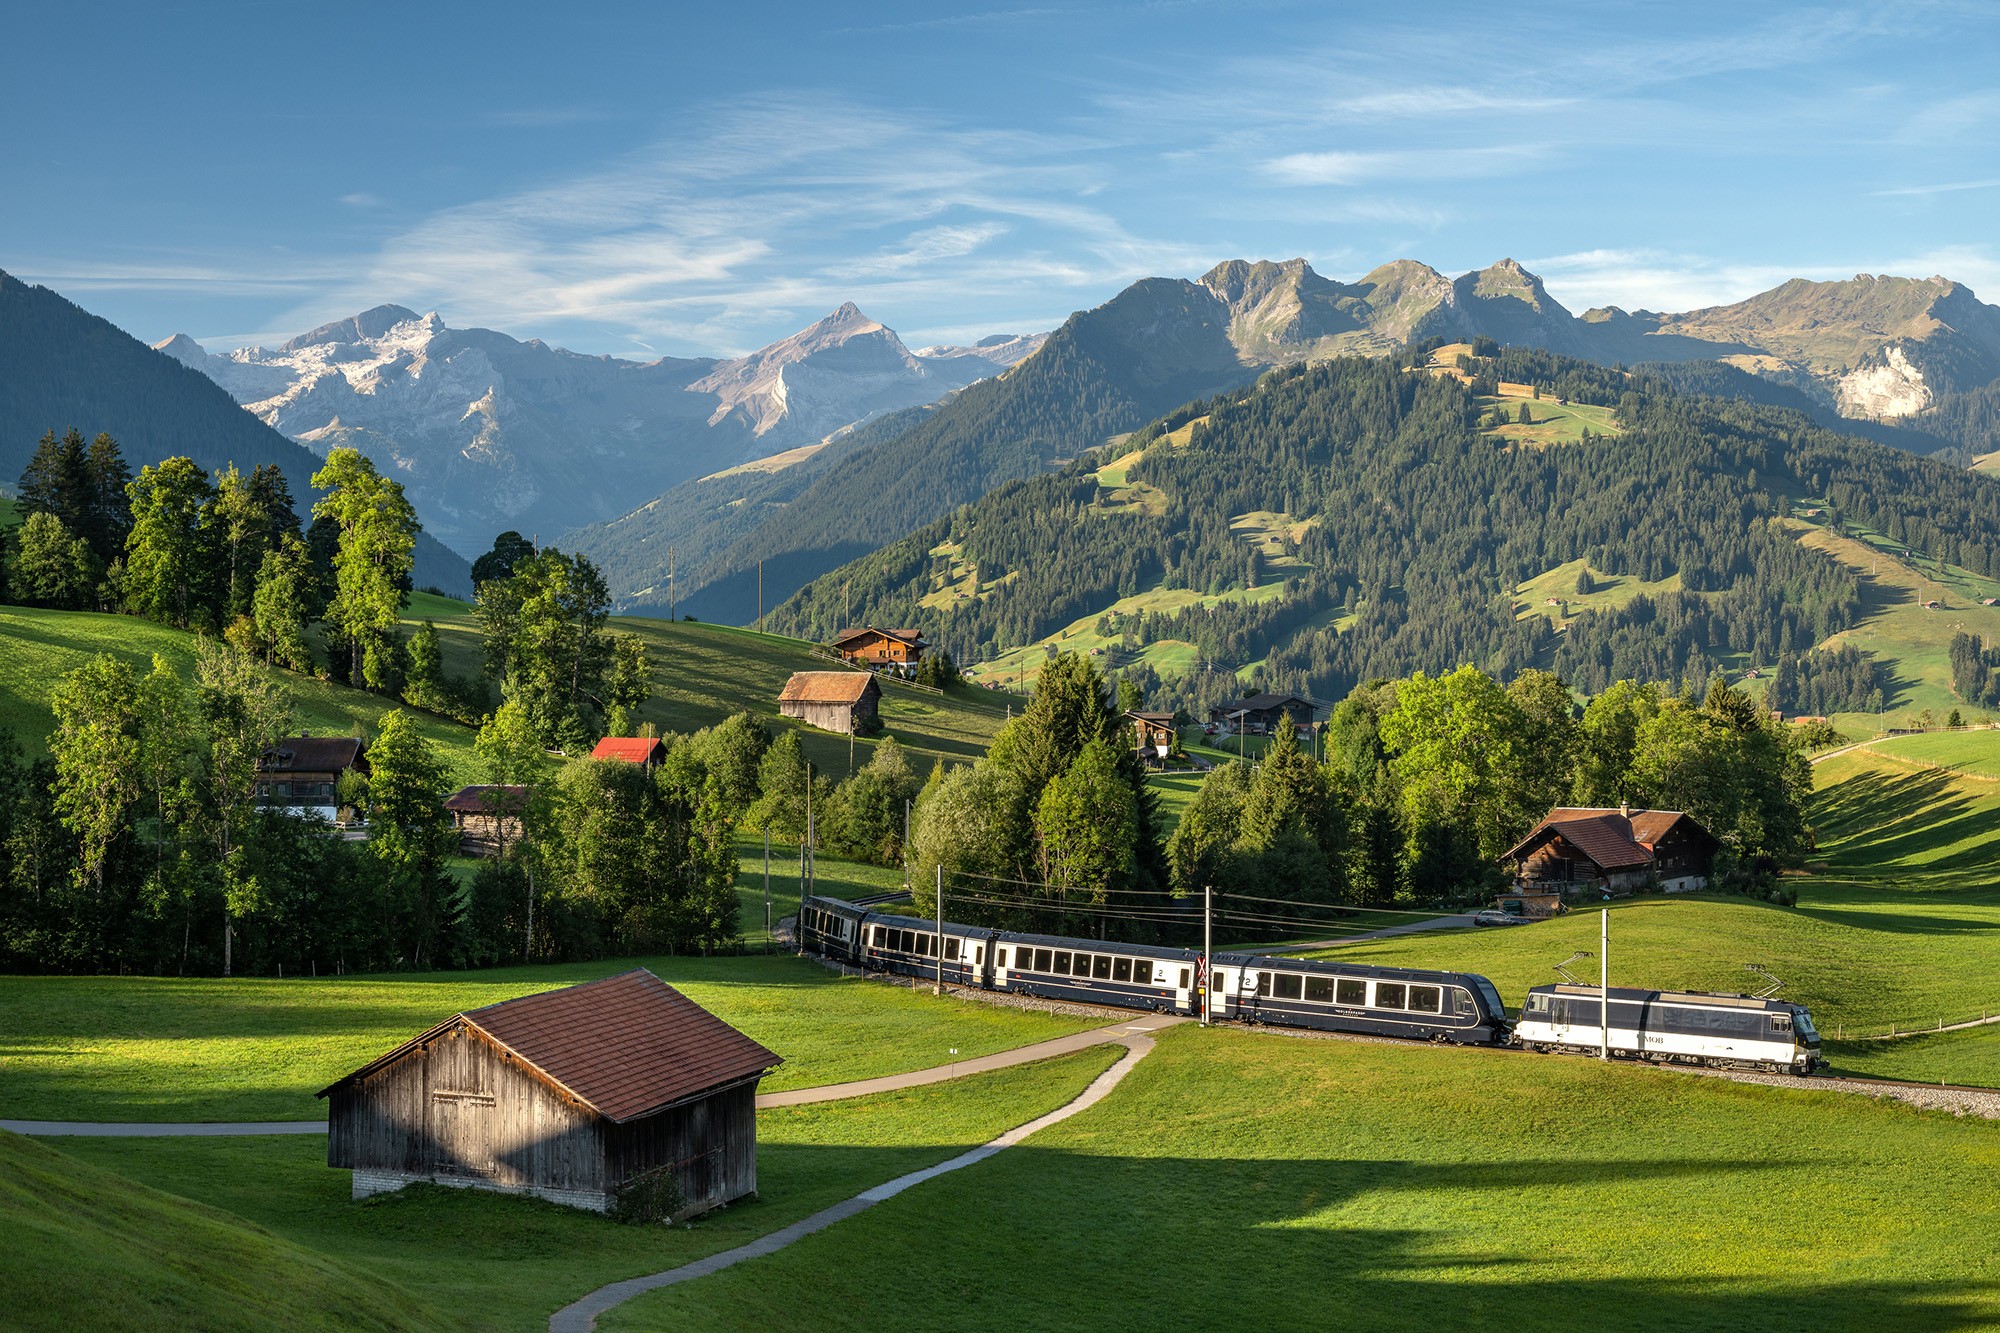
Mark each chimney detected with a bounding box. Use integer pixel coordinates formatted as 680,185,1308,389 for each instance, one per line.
1620,800,1630,818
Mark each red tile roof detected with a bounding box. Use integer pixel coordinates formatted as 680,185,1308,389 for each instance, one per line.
319,969,781,1123
779,671,879,705
590,737,666,764
831,627,927,649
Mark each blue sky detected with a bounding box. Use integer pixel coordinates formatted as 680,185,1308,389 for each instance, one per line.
6,1,1997,358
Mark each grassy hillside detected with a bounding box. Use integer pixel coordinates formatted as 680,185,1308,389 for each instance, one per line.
606,1025,2000,1332
0,606,482,784
0,1130,435,1332
0,952,1097,1122
50,1048,1119,1333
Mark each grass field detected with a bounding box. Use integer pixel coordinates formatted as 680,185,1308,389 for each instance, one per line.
1,1130,432,1333
0,954,1099,1122
965,578,1288,690
605,1025,2000,1332
1516,556,1682,628
0,606,485,784
34,1047,1121,1333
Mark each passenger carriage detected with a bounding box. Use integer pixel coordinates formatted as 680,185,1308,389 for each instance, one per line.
991,932,1201,1014
1514,984,1823,1074
797,896,870,965
1209,952,1510,1043
853,912,992,988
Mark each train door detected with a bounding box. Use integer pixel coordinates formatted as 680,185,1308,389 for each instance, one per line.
1206,965,1229,1020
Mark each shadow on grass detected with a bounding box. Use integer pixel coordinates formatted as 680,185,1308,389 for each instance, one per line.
618,1147,1997,1331
1812,766,2000,880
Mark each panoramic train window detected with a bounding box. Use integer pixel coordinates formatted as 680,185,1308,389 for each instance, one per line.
1034,948,1052,971
1305,977,1333,1003
1134,960,1153,984
1053,951,1072,974
946,938,960,961
1375,983,1407,1009
1113,958,1133,982
1336,979,1366,1005
1093,956,1112,979
1274,974,1303,1000
872,926,886,947
1408,986,1440,1013
1255,972,1271,997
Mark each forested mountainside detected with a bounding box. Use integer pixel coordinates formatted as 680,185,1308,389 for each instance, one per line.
766,346,2000,716
576,261,2000,624
0,272,472,595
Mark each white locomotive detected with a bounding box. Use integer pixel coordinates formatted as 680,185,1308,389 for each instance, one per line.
1515,983,1823,1074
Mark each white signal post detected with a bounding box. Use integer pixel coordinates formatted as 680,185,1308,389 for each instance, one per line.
1202,883,1212,1027
1600,908,1609,1061
935,865,945,996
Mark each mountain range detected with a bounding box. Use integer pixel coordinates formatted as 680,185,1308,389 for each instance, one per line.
0,272,473,595
155,303,1042,555
558,258,2000,623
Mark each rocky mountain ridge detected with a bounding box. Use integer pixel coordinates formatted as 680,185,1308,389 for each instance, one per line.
158,304,1043,554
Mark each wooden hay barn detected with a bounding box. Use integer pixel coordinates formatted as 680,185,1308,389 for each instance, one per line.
318,969,781,1215
590,736,668,769
1501,806,1719,896
778,671,881,735
444,784,529,857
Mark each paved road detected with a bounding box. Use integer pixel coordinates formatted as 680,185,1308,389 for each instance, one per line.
0,1118,328,1137
1267,912,1482,952
548,1014,1180,1333
0,1014,1182,1136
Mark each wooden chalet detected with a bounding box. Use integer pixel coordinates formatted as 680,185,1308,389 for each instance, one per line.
590,736,668,769
778,671,881,735
320,969,782,1216
1127,710,1177,765
445,785,529,857
255,736,368,820
1208,692,1317,734
829,627,927,675
1501,806,1719,897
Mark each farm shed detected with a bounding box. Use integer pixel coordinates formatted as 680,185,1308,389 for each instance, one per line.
830,626,927,674
444,784,529,856
1501,806,1719,896
778,671,881,735
255,736,368,820
1207,692,1316,734
318,969,781,1215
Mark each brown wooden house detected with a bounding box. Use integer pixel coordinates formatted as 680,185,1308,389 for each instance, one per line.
319,969,781,1215
1501,806,1719,897
778,671,881,735
1207,692,1316,734
1127,710,1177,765
256,736,368,820
829,627,927,675
445,785,529,857
590,736,668,769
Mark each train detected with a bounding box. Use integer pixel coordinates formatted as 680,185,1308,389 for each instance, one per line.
796,894,1826,1075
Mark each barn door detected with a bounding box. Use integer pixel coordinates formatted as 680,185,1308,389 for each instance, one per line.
430,1090,497,1178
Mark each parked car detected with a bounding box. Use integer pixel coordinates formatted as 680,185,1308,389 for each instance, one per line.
1472,909,1525,928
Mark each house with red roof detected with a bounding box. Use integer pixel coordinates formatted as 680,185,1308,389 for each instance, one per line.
590,736,668,769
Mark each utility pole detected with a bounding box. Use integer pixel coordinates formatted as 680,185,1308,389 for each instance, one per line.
763,829,772,943
757,560,764,632
903,798,911,893
525,866,535,962
668,545,676,621
1202,883,1212,1027
934,864,945,996
848,725,855,775
1600,908,1610,1061
805,763,814,896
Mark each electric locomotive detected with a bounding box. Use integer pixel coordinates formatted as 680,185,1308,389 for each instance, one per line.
1514,983,1823,1074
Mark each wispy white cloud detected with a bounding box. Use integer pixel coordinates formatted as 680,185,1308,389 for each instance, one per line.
1265,146,1543,186
339,192,388,209
1524,248,1845,313
1873,177,2000,197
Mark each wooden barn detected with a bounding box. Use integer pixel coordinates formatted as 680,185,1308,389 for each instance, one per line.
444,784,529,857
1207,692,1316,734
318,969,781,1216
778,671,881,735
1501,806,1719,896
829,626,927,675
